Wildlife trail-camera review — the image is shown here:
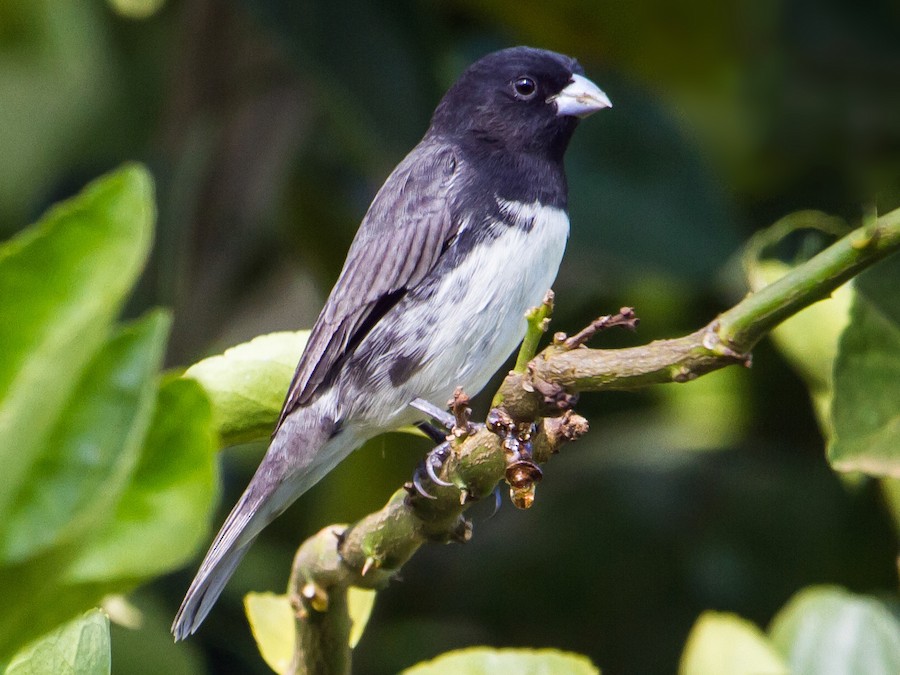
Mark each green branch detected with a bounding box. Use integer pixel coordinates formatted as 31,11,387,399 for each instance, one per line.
283,206,900,674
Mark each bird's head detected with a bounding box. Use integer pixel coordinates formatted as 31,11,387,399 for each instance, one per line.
429,46,611,160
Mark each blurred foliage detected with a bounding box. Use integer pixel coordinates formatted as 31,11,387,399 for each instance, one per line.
0,167,217,666
1,0,899,673
400,647,600,675
4,609,111,675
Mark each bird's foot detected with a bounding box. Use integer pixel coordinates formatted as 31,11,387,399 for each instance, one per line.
405,441,454,500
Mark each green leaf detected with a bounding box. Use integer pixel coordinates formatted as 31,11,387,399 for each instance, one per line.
1,311,171,563
4,608,110,675
742,211,852,437
347,587,377,649
769,585,900,675
66,375,219,581
401,647,600,675
679,611,788,675
0,164,155,522
184,331,310,446
244,587,377,673
244,592,295,675
0,313,170,662
828,257,900,476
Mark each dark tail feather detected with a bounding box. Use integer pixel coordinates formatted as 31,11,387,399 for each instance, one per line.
172,411,349,640
171,484,271,640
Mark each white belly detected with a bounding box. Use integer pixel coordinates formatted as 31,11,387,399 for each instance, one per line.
352,199,570,427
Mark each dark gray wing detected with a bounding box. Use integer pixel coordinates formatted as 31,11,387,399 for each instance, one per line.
275,141,461,428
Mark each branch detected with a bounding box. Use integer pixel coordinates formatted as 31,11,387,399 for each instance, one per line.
283,207,900,674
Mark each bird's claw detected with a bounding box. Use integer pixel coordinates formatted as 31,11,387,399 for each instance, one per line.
425,442,454,487
407,441,454,500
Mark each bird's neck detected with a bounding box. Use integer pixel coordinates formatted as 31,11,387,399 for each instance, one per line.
464,141,569,210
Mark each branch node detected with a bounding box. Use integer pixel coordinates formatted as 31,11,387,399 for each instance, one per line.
530,373,579,412
450,517,473,543
361,557,377,577
301,582,329,613
543,411,590,449
563,306,639,349
702,320,750,363
448,387,475,437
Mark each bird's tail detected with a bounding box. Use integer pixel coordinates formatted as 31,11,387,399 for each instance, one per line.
171,412,351,640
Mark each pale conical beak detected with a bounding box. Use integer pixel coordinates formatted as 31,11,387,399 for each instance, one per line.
552,73,612,118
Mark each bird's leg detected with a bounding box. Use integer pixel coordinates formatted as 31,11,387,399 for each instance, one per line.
406,388,478,499
415,421,447,444
410,398,456,430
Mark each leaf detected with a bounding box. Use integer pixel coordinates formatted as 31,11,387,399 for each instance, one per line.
0,163,155,522
742,211,852,436
4,608,110,675
0,313,170,662
347,587,377,649
244,592,295,675
401,647,600,675
768,585,900,675
244,586,378,673
828,256,900,476
678,611,788,675
0,311,171,563
66,375,219,581
184,331,310,446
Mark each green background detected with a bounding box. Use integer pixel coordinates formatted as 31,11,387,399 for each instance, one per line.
1,0,898,672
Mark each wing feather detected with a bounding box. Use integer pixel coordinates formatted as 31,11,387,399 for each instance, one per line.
275,141,460,427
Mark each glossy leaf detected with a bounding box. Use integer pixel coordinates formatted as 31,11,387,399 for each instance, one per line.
0,314,170,662
184,331,310,446
4,609,110,675
828,257,900,476
401,647,600,675
244,592,295,675
679,611,788,675
0,312,170,563
769,586,900,675
0,164,155,522
67,375,218,581
347,587,377,649
244,586,377,673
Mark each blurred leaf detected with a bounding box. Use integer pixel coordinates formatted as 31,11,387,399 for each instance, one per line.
0,163,155,522
0,312,170,563
0,0,116,228
4,608,110,675
742,211,852,437
768,586,900,675
66,375,218,581
402,647,599,675
347,587,377,649
828,257,900,477
185,330,428,447
679,611,788,675
185,331,309,446
244,586,377,672
244,592,295,675
107,0,166,20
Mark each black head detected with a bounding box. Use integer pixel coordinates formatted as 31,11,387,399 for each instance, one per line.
428,47,606,161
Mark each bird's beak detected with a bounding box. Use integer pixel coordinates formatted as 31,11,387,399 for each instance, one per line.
552,73,612,118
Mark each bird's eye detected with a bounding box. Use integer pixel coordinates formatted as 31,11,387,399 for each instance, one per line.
513,77,537,99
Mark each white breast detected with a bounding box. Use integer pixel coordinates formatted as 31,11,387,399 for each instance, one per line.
362,198,570,424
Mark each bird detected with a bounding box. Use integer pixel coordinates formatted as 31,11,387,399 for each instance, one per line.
172,45,611,639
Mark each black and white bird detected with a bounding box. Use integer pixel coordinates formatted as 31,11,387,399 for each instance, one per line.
172,46,610,639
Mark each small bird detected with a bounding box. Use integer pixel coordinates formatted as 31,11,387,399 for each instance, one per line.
172,46,610,639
